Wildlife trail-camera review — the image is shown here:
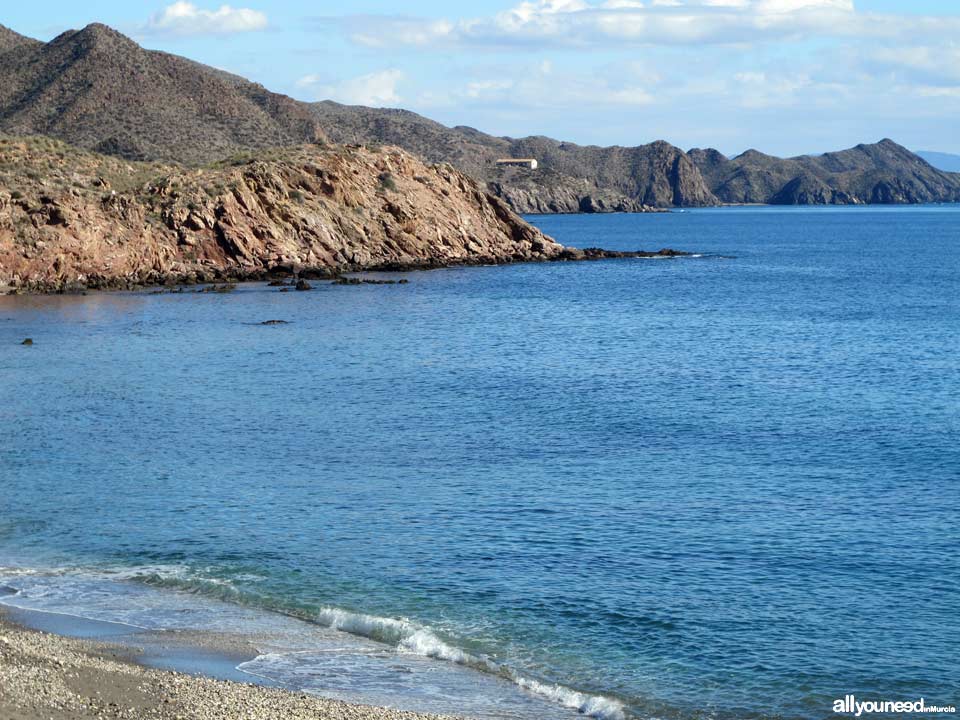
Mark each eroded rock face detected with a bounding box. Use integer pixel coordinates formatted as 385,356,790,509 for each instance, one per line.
488,179,663,215
0,138,565,292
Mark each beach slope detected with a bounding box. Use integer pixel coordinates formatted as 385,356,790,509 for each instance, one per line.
0,617,453,720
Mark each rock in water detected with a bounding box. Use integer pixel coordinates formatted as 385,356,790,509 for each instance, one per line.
21,338,33,345
295,280,313,291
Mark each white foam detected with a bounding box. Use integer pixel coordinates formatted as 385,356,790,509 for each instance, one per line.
315,607,415,644
314,606,625,720
316,607,494,667
514,677,626,720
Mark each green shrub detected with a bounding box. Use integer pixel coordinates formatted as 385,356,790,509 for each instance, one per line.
378,172,397,192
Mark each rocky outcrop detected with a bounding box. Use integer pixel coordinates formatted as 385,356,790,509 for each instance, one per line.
0,137,569,292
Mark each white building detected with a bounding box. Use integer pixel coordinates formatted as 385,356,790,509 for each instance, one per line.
496,158,539,170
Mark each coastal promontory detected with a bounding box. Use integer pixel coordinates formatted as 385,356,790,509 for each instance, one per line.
0,137,566,292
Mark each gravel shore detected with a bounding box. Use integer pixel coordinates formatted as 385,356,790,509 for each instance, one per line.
0,617,457,720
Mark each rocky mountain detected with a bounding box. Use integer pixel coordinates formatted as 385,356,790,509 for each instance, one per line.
0,135,572,292
0,23,325,164
312,101,960,208
311,101,714,212
0,24,39,53
1,22,957,211
689,140,960,205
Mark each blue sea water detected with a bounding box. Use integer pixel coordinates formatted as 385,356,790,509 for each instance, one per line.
1,206,958,719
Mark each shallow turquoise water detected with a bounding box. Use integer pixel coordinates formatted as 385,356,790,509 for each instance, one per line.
1,206,958,719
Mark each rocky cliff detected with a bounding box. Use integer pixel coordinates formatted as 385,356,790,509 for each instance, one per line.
0,136,568,292
488,166,662,214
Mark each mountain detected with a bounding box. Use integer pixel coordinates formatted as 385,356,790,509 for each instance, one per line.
311,101,715,212
917,151,960,173
689,140,960,205
0,23,325,163
1,22,957,210
0,23,39,53
311,101,960,208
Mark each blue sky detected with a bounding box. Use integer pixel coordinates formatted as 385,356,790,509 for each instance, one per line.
3,1,959,156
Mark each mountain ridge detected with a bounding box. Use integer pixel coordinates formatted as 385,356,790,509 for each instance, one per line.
689,139,960,205
1,23,958,209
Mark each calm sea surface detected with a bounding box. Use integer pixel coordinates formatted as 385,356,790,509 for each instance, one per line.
1,207,958,719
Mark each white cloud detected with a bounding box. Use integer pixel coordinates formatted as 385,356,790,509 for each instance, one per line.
335,0,862,49
423,61,656,111
146,2,267,36
865,45,960,84
298,69,405,107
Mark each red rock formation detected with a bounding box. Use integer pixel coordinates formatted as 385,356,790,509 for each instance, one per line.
0,137,565,292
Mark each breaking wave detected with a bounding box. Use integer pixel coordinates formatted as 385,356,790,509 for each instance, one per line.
313,606,626,720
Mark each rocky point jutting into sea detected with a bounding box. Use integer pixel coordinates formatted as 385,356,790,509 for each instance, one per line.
0,136,683,294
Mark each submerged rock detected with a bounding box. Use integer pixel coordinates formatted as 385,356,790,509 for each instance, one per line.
332,276,410,286
197,284,237,294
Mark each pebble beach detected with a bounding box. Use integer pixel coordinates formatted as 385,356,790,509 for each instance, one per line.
0,615,456,720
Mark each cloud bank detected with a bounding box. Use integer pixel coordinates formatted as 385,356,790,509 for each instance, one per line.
333,0,867,49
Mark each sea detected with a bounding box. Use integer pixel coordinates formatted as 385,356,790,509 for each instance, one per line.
1,206,958,720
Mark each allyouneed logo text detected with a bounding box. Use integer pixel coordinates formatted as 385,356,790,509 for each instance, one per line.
834,696,956,717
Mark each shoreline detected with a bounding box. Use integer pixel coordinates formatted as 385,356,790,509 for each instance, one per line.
0,568,628,720
0,605,458,720
1,247,691,296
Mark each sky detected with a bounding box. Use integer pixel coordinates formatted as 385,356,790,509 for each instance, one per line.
3,1,959,156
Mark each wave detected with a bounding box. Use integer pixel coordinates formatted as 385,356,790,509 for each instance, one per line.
514,676,628,720
313,605,626,720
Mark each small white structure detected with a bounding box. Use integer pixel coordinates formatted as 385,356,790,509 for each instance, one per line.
496,158,538,170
